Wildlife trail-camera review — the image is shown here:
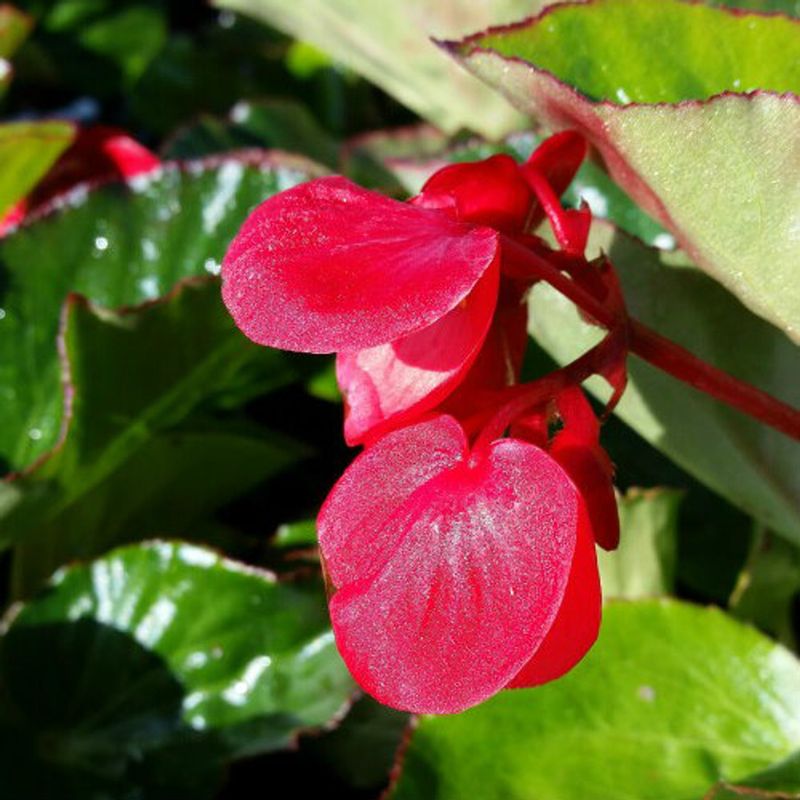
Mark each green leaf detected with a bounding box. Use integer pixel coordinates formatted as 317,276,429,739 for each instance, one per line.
212,0,537,138
273,519,318,549
390,600,800,800
527,222,800,544
163,98,339,168
0,155,322,576
706,751,800,798
305,696,410,790
0,120,74,217
20,0,167,96
2,282,301,592
0,540,354,798
0,5,33,59
599,488,682,599
732,532,800,648
447,0,800,340
0,152,319,474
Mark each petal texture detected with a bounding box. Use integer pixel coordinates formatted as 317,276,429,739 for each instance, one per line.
320,418,580,713
337,261,499,446
506,504,601,688
222,176,499,353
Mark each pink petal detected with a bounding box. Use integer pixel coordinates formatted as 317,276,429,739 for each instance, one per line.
337,261,499,446
318,415,468,591
222,176,499,353
414,154,534,233
506,504,601,688
321,421,580,714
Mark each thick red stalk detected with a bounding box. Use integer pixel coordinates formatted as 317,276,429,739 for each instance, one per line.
500,236,800,442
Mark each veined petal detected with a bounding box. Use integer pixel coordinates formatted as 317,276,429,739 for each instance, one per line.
506,504,601,688
337,260,499,446
222,176,499,353
323,424,580,714
319,415,468,591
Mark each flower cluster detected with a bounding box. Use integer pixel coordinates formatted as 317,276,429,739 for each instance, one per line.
222,132,628,713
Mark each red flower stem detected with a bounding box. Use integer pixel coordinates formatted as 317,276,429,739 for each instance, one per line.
474,333,620,452
500,235,800,441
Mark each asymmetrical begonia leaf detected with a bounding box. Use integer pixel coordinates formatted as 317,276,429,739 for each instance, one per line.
0,121,75,219
528,222,800,544
390,600,800,800
211,0,537,137
319,415,591,713
0,154,321,564
221,175,499,353
446,0,800,340
0,541,354,798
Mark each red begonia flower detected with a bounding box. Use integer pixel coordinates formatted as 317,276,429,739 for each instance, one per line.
336,262,499,445
222,175,499,354
550,388,620,551
318,415,585,714
507,503,601,687
0,125,159,235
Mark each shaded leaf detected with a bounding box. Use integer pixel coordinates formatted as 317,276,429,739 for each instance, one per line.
0,540,354,798
390,600,800,800
732,533,800,648
162,98,339,168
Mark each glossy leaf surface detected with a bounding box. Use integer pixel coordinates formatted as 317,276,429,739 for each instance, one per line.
391,600,800,800
0,541,353,798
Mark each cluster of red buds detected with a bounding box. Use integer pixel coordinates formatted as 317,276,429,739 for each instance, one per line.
222,132,800,713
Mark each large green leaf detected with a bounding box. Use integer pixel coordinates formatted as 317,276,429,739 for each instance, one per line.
212,0,536,137
599,488,681,599
0,540,354,798
0,120,74,217
0,152,319,473
447,0,800,340
528,221,800,544
2,281,302,590
0,154,322,568
390,600,800,800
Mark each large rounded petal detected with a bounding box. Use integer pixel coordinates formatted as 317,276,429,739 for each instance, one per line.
322,423,580,714
222,176,499,353
337,261,499,446
506,504,601,688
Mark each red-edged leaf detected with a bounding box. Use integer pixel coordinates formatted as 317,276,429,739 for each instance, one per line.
413,153,534,233
337,261,499,446
320,416,580,713
507,504,601,687
222,176,499,353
